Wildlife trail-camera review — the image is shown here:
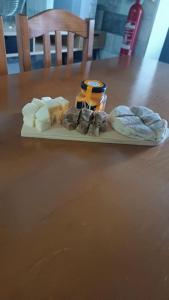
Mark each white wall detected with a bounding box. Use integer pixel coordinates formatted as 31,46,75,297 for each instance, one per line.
27,0,54,16
54,0,97,19
145,0,169,60
135,0,160,57
80,0,97,19
54,0,74,12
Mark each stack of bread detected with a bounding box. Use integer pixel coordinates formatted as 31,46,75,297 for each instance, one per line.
22,97,69,131
110,105,168,142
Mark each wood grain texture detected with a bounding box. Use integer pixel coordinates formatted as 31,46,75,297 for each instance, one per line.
1,58,169,300
83,18,95,61
16,9,94,71
0,16,7,76
28,9,88,39
43,34,51,68
21,125,169,146
55,31,62,66
16,14,32,71
67,32,74,64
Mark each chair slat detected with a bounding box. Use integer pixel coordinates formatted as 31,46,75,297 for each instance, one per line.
16,10,95,72
55,31,62,66
43,33,51,68
0,17,7,76
83,19,95,62
16,14,31,71
67,32,74,64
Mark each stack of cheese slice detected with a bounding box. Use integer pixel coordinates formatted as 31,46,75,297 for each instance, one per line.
110,105,168,142
22,97,69,131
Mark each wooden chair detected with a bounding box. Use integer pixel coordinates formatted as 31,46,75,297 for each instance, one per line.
0,16,8,76
16,9,95,72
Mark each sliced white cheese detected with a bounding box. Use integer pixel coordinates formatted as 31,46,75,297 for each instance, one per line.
41,98,69,124
22,102,39,117
35,106,51,123
23,116,35,128
53,97,70,122
54,97,69,106
22,96,70,130
35,119,51,132
31,98,44,110
42,99,60,109
41,97,52,104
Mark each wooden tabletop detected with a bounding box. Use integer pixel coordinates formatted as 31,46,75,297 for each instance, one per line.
1,58,169,300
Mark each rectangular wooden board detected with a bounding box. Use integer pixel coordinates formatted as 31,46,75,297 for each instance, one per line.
21,125,169,146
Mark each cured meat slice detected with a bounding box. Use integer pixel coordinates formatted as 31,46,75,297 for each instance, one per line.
76,108,93,134
88,111,109,136
62,107,81,130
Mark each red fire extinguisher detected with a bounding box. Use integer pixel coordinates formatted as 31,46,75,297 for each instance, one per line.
120,0,143,56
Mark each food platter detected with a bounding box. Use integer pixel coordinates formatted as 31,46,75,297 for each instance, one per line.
21,124,169,146
21,95,169,147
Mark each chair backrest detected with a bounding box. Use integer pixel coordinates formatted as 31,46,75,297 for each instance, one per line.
0,16,8,76
16,9,95,72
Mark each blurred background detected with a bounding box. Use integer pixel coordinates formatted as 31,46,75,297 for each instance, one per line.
0,0,169,73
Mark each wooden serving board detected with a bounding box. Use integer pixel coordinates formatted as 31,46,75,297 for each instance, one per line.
21,125,169,146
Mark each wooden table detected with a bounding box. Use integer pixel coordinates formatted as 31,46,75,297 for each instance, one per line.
1,58,169,300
